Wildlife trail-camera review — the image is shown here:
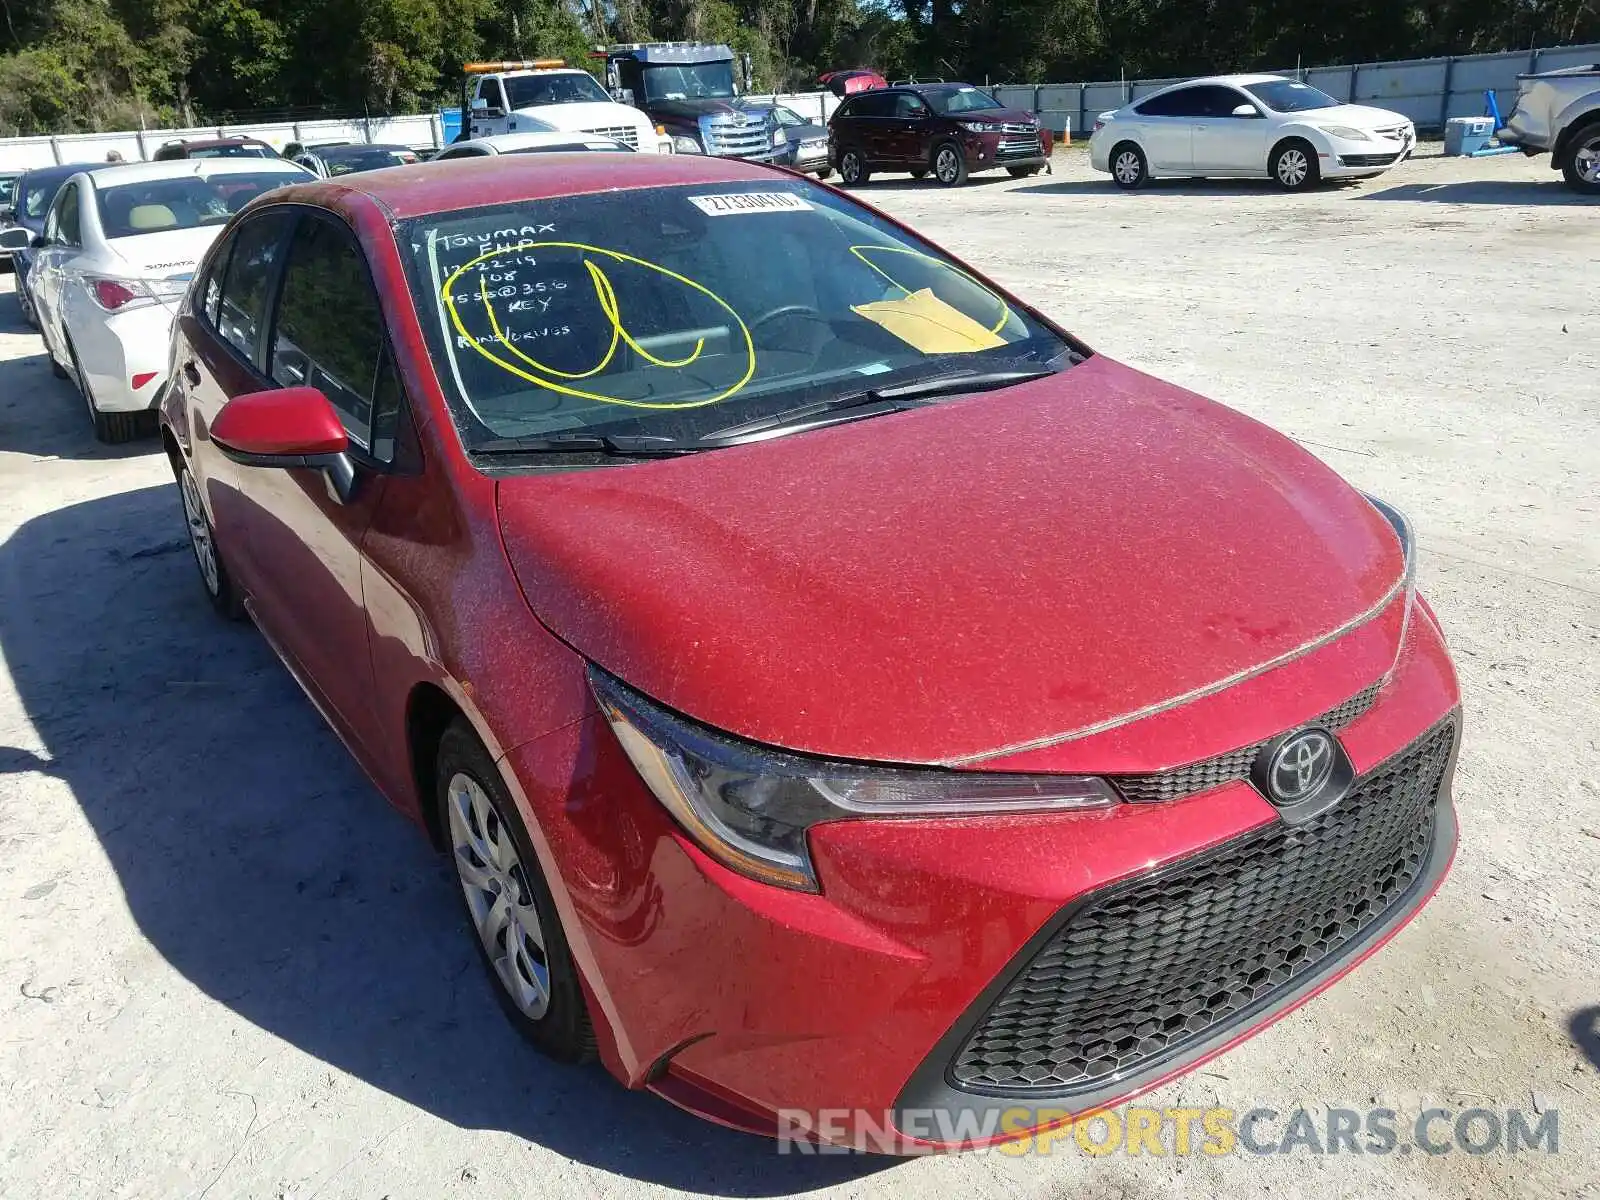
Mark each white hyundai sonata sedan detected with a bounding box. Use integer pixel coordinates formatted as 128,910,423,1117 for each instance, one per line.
1089,74,1416,191
28,157,310,442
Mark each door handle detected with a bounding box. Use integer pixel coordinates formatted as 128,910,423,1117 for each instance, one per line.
182,360,201,387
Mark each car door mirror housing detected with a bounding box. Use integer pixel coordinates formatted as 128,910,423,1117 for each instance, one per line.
1232,104,1261,118
30,234,49,249
0,228,29,251
212,387,357,500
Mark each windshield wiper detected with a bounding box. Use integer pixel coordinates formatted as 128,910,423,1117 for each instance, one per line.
474,432,691,457
698,367,1058,444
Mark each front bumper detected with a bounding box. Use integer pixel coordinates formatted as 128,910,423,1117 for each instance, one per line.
1322,130,1415,176
503,596,1461,1153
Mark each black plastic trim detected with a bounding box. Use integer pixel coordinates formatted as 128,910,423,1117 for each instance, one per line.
891,711,1461,1133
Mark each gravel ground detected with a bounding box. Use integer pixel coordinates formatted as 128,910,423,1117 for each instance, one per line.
0,147,1595,1200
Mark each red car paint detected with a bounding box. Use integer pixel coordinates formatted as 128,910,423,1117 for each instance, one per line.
160,153,1461,1153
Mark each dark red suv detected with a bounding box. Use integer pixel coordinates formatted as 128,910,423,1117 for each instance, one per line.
828,82,1051,186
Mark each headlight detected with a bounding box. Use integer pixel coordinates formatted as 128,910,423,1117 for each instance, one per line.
672,135,703,154
771,128,787,147
963,121,1004,134
1321,125,1372,142
591,668,1118,892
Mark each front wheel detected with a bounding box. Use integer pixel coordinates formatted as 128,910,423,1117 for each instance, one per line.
910,168,927,180
838,150,869,186
1271,140,1320,191
814,166,832,180
1560,120,1600,193
933,143,968,187
1007,165,1041,178
439,720,597,1063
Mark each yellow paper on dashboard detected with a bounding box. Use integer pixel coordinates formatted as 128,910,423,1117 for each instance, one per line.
850,288,1007,354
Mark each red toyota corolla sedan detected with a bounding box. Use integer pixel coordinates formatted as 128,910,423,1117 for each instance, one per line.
159,153,1461,1153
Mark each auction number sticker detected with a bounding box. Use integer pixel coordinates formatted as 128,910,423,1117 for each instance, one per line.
688,192,813,216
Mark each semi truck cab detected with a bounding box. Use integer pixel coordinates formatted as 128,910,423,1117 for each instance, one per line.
598,42,783,160
462,59,672,153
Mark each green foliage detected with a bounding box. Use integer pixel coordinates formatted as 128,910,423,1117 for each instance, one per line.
0,0,1597,133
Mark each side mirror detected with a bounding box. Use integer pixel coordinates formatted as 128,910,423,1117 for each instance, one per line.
613,87,635,106
1231,104,1261,118
0,228,29,251
30,234,49,249
470,97,488,113
211,387,356,501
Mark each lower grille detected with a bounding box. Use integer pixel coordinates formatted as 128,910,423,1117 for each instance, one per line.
950,717,1456,1094
997,135,1042,160
1340,152,1403,167
583,125,638,149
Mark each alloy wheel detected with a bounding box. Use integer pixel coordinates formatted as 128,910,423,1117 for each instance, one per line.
1277,148,1310,188
447,771,550,1021
936,147,960,183
1113,150,1143,185
841,153,861,184
179,468,220,597
1576,135,1600,185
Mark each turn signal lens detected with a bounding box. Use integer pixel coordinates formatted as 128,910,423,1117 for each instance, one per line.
130,371,157,389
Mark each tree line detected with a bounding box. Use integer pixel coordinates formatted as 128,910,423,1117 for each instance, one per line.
1,0,1595,135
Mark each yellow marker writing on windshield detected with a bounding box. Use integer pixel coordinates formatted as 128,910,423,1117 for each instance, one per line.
441,241,755,410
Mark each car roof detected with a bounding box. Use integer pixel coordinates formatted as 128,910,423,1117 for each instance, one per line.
79,159,310,186
169,136,270,147
321,143,413,156
499,67,591,78
274,152,799,220
1149,74,1288,91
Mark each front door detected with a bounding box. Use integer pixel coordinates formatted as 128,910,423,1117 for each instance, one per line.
1190,85,1270,172
216,210,404,760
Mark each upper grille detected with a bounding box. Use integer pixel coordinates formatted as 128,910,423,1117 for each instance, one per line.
949,717,1456,1094
1111,681,1382,805
583,125,638,148
701,113,769,156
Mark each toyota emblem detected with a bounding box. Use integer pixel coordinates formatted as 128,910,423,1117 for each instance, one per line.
1251,726,1356,823
1270,730,1334,803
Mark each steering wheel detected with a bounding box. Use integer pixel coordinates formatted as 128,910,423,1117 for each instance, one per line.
747,304,830,336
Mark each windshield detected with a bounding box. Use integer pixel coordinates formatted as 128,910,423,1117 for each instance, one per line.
97,171,305,238
326,147,418,175
401,179,1073,452
642,61,735,101
504,72,612,109
1244,80,1340,113
924,87,1004,115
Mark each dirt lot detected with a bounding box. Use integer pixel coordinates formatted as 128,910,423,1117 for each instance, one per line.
0,148,1595,1200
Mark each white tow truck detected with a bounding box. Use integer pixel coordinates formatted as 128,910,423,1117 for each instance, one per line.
459,58,673,154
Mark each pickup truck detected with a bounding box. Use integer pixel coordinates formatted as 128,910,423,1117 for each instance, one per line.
461,59,672,154
1499,64,1600,194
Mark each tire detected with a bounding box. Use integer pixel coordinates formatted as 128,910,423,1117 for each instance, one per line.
933,142,968,187
1110,142,1148,189
1007,165,1041,178
45,328,67,377
176,459,246,619
1271,139,1320,191
1559,119,1600,194
910,168,927,180
814,166,832,180
18,281,37,328
438,719,596,1063
838,150,869,186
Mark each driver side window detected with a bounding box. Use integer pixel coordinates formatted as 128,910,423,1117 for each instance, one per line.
892,94,927,119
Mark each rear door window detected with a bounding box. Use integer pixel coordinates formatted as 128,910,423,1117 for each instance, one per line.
54,183,81,246
1136,87,1208,118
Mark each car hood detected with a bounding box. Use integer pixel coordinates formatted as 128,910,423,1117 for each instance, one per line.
648,97,745,122
496,355,1404,765
510,100,650,133
1307,103,1409,129
950,106,1037,126
783,122,828,142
